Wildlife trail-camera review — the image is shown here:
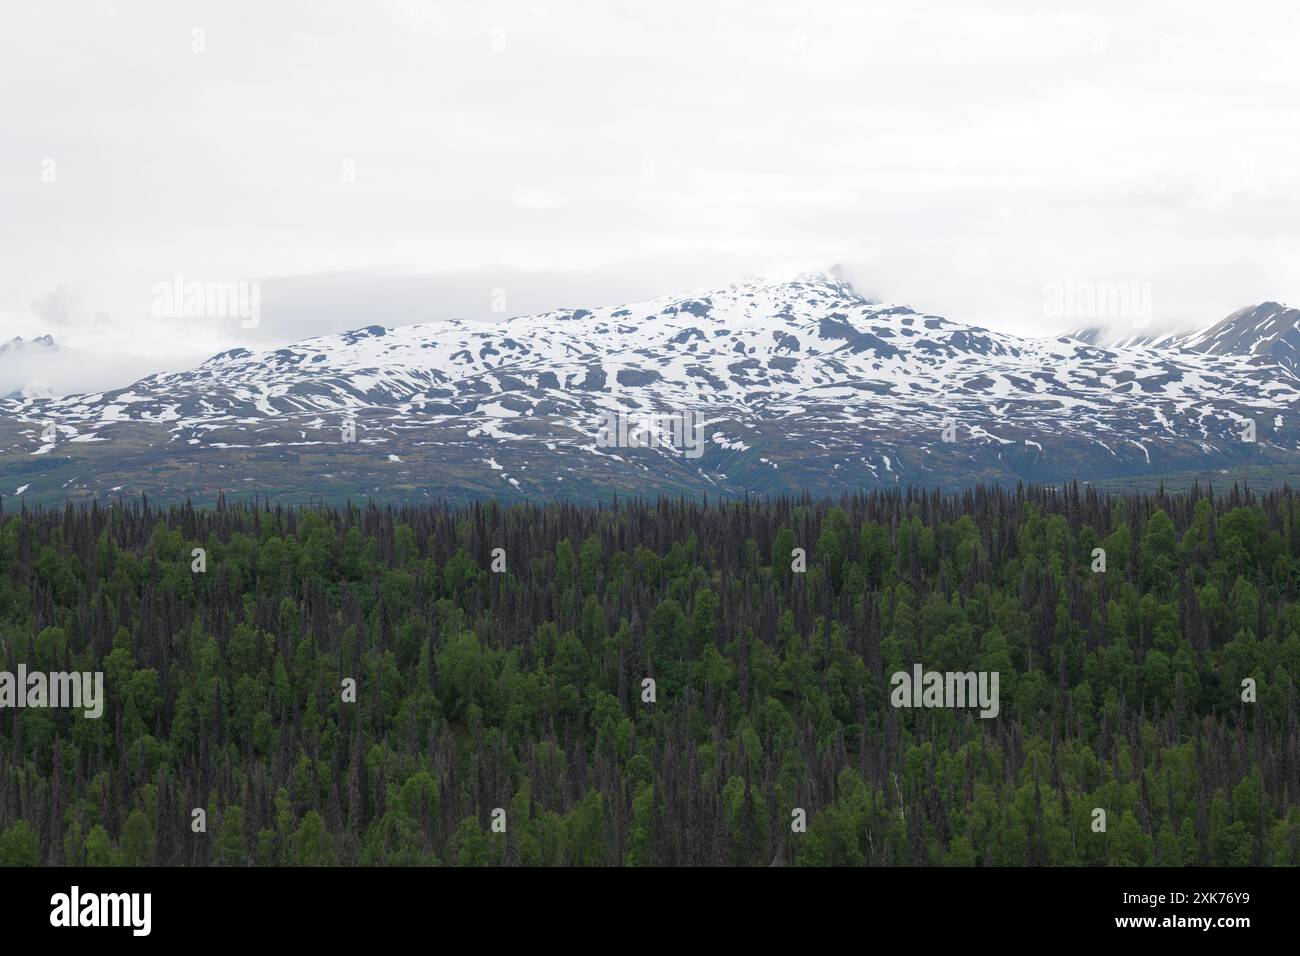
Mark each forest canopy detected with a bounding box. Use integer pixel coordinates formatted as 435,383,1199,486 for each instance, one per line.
0,483,1297,867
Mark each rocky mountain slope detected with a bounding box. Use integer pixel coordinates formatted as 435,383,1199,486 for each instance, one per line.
2,274,1298,504
1068,302,1300,370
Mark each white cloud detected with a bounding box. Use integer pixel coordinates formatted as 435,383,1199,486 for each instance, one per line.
0,0,1297,378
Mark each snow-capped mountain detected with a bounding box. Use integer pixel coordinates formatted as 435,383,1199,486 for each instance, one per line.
2,274,1299,503
0,334,57,353
0,335,60,400
1067,301,1300,372
1176,302,1300,373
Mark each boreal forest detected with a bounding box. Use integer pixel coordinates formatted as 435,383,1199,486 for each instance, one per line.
0,484,1298,867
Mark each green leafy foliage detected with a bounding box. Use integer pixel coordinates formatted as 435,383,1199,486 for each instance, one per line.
0,484,1297,866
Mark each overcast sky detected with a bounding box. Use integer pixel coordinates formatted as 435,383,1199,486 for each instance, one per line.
2,0,1298,392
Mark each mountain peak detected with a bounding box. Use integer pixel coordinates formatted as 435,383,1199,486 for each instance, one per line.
671,269,870,315
1062,300,1300,369
0,334,58,354
6,273,1300,501
1179,301,1300,371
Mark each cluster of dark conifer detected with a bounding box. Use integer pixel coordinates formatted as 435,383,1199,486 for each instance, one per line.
0,482,1297,866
